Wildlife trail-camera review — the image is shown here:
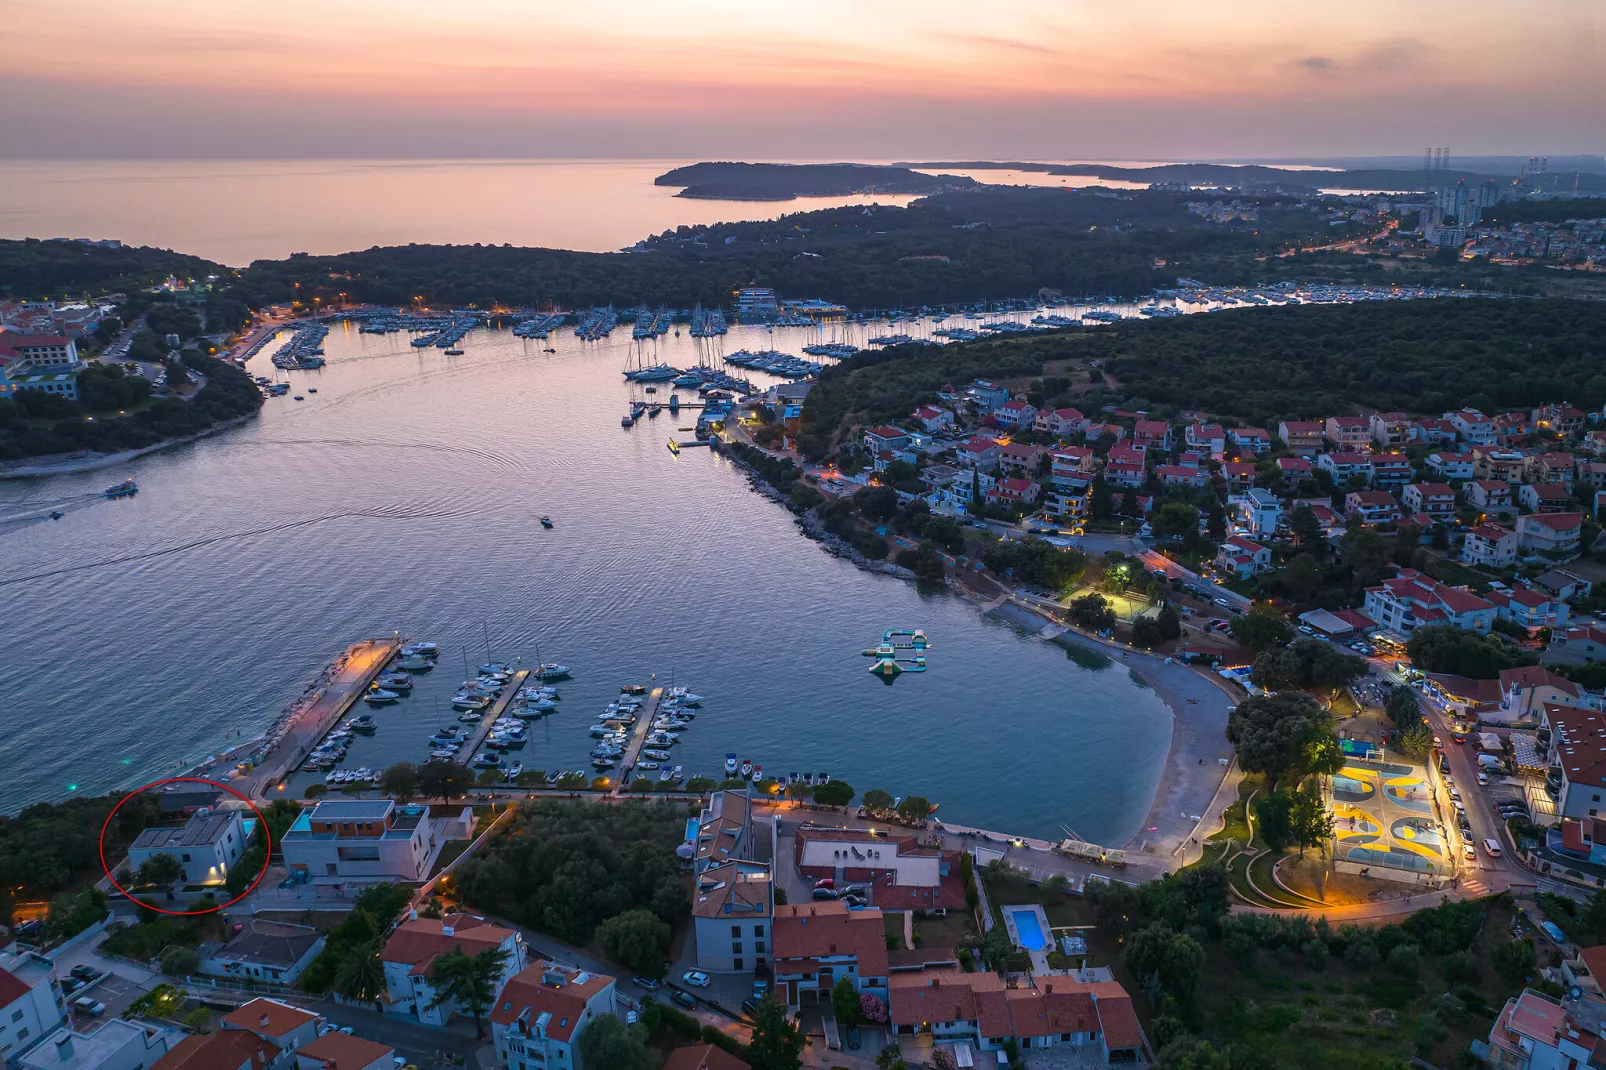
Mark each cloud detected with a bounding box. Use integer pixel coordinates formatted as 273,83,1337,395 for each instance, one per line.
1294,55,1336,71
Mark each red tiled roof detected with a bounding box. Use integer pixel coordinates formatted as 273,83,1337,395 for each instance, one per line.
662,1045,750,1070
155,1031,279,1070
772,901,888,977
222,999,317,1039
0,967,32,1008
1093,989,1144,1050
382,915,514,976
1410,483,1455,496
1524,512,1583,531
490,962,614,1044
1467,524,1515,542
865,425,908,440
296,1033,394,1070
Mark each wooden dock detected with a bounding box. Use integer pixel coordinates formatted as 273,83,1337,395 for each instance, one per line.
614,687,664,793
453,668,532,766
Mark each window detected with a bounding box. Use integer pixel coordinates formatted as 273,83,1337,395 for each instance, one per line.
732,942,743,954
755,942,765,953
181,853,191,863
733,959,742,971
731,925,741,937
18,1027,29,1041
754,925,765,937
11,1010,22,1023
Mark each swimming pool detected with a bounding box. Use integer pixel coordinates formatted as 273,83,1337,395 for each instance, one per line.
1011,909,1048,951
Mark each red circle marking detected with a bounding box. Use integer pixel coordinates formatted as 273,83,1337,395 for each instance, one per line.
99,777,272,917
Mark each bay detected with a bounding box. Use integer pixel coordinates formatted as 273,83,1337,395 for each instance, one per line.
0,320,1172,841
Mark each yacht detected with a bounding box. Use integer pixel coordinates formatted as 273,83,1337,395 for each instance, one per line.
376,673,413,692
412,641,440,657
643,748,673,762
364,688,400,705
346,715,378,733
452,695,491,711
740,759,754,779
104,480,138,498
535,663,571,680
503,762,524,781
472,751,502,768
398,656,434,671
666,688,703,706
725,753,738,776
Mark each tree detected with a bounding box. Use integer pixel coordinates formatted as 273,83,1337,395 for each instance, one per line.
1069,593,1116,631
1205,496,1226,541
1385,686,1422,729
1252,790,1294,851
832,975,860,1024
747,994,804,1070
1230,604,1293,653
417,760,474,803
381,762,418,803
1281,553,1320,599
1492,938,1535,984
596,909,671,977
136,853,184,890
1090,474,1113,519
1151,502,1200,540
1226,692,1334,787
1123,925,1206,1005
576,1015,655,1070
897,796,933,823
1157,604,1182,641
1407,624,1535,679
427,944,511,1037
1131,616,1163,648
163,357,191,387
1398,723,1435,761
1288,505,1325,551
1291,779,1333,858
334,937,386,1010
160,946,200,976
812,780,855,808
863,789,895,812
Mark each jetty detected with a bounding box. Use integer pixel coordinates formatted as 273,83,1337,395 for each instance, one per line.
614,687,664,793
454,668,532,765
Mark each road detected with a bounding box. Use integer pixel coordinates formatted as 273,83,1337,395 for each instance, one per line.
1139,550,1252,612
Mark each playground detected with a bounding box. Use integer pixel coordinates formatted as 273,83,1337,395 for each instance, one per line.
1330,759,1452,881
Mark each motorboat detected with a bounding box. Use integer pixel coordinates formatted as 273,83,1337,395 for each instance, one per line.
428,731,463,745
346,714,378,733
479,663,508,675
643,748,673,762
672,765,685,782
666,688,702,706
740,759,754,779
621,684,648,695
452,694,491,711
504,762,524,781
540,516,554,529
398,656,434,671
104,480,138,497
591,756,616,769
430,747,458,760
589,724,613,737
410,641,440,657
376,673,413,691
637,761,661,770
492,725,528,743
646,732,676,747
523,697,558,713
752,765,762,781
364,688,400,705
657,766,675,781
725,753,738,776
535,663,571,680
472,751,501,768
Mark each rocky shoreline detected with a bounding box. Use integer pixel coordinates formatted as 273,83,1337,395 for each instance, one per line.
0,413,257,479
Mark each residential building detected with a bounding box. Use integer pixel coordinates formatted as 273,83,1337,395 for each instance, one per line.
1229,488,1282,538
1344,490,1401,526
0,333,82,400
20,1021,175,1070
1105,444,1145,468
1362,570,1496,636
1413,417,1460,444
986,478,1039,506
1461,524,1519,569
1534,402,1588,435
954,437,1001,472
220,999,320,1064
280,800,468,883
863,426,912,454
126,809,248,890
149,1031,279,1070
693,791,754,874
1502,673,1592,728
1044,477,1091,522
1467,479,1515,519
1575,461,1606,491
966,381,1011,413
1517,513,1584,559
1221,462,1257,489
197,921,325,986
1275,456,1312,484
1277,420,1324,456
1474,447,1527,482
1184,422,1225,456
1488,587,1571,633
990,399,1035,431
380,915,526,1026
910,407,953,434
1102,462,1144,489
1033,407,1088,438
0,953,66,1067
490,961,616,1070
1484,989,1602,1070
1176,450,1204,469
1447,408,1496,446
918,464,963,491
1519,482,1575,515
772,902,889,1009
1227,427,1271,454
1534,569,1593,603
1401,483,1456,517
1527,452,1576,490
1425,450,1476,481
661,1045,749,1070
1049,448,1095,481
792,827,967,912
1131,420,1172,451
887,969,1145,1061
1317,452,1374,487
1369,412,1411,447
1324,416,1371,451
1371,454,1414,487
1154,465,1207,489
293,1035,394,1070
1543,706,1606,819
1493,411,1534,442
692,860,772,973
1214,536,1272,579
1553,624,1606,664
995,442,1046,474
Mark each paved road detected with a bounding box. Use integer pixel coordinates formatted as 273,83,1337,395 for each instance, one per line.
1139,550,1252,612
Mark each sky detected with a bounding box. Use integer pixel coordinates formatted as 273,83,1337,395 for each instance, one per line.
2,0,1601,160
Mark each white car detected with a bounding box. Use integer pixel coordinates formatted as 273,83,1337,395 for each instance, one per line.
682,971,710,988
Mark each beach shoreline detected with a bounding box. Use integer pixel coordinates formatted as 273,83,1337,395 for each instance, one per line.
0,414,256,479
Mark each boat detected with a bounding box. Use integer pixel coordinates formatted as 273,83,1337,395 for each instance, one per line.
376,673,413,692
621,414,635,428
740,759,754,779
103,480,137,498
591,756,616,769
398,656,434,671
725,753,738,775
657,766,675,781
364,688,400,705
753,764,762,781
478,663,508,675
504,762,524,781
621,684,648,695
307,388,318,393
643,748,673,761
444,348,464,356
646,732,677,747
637,761,661,771
431,747,458,760
347,714,378,733
472,751,501,768
540,516,553,528
673,765,685,782
452,695,491,711
666,688,702,706
411,641,440,656
49,510,63,520
428,731,463,745
293,395,304,401
535,663,571,680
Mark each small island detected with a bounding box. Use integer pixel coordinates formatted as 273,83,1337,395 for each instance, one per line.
654,160,981,201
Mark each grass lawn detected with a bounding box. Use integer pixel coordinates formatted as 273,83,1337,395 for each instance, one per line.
1425,554,1495,593
428,839,471,877
911,909,980,953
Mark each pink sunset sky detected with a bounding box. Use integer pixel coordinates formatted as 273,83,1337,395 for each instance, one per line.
3,0,1600,158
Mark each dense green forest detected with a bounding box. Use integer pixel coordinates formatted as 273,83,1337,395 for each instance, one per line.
0,791,161,905
233,188,1354,311
0,350,263,461
654,161,979,200
797,298,1606,453
1480,199,1606,225
0,239,226,300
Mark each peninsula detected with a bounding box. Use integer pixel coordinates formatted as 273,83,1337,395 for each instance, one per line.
653,160,980,200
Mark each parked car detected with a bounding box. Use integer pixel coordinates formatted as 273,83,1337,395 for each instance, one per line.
843,895,867,907
812,887,838,900
682,971,710,988
1477,771,1489,786
752,980,769,1000
73,998,105,1017
672,990,698,1009
814,878,834,889
633,977,660,991
59,978,83,996
742,998,761,1016
69,966,101,983
1463,843,1476,861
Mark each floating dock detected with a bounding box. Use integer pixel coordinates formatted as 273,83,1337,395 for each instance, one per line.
453,668,532,765
253,638,401,793
614,687,664,792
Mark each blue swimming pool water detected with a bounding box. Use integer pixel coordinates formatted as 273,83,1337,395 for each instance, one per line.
1012,909,1048,951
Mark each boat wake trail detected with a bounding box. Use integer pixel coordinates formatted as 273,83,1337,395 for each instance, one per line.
0,494,104,527
0,503,478,588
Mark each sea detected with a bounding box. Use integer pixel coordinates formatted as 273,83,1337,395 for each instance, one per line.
0,319,1174,842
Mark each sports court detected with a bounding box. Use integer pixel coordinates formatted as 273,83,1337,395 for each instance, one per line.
1329,758,1451,879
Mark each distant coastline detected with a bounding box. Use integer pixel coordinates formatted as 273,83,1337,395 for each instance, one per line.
0,413,256,479
655,160,980,201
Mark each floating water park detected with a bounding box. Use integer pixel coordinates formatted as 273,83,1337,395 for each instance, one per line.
862,628,930,684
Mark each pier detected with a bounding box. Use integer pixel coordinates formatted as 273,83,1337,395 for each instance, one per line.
453,668,531,765
613,687,664,793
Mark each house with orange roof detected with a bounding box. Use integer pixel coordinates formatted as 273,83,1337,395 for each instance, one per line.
792,827,967,914
1362,569,1495,637
1485,588,1570,633
771,901,889,1009
150,1030,281,1070
293,1034,394,1070
1277,420,1323,456
1131,420,1171,451
1461,523,1519,569
662,1045,750,1070
692,858,773,973
220,999,320,1060
1517,512,1584,560
1483,988,1605,1069
380,915,525,1026
490,961,616,1070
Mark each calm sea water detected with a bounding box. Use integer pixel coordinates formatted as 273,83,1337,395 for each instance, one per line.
0,158,1178,266
0,321,1172,840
